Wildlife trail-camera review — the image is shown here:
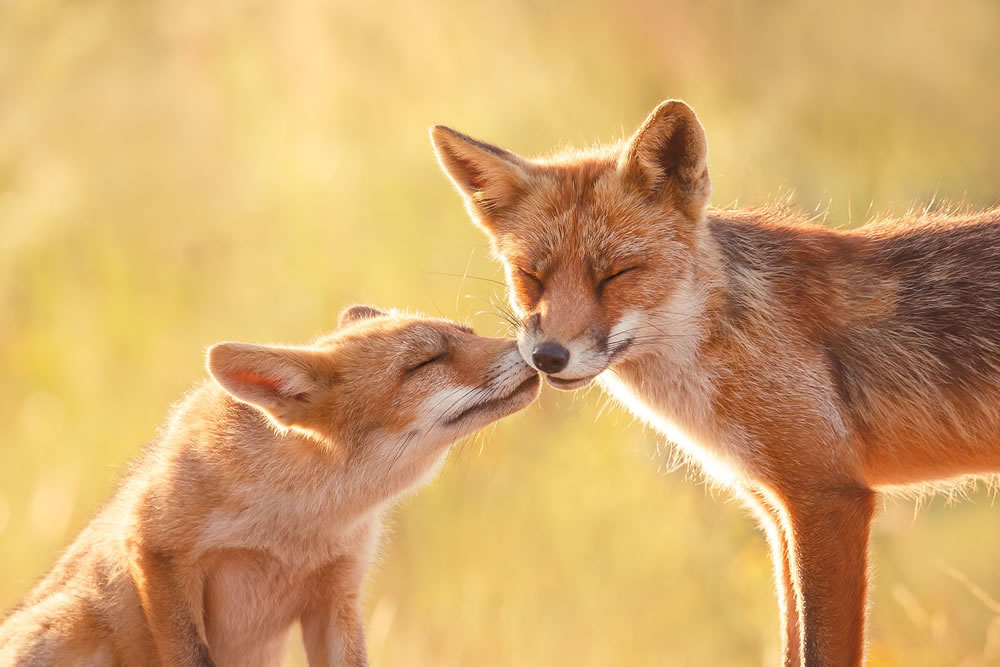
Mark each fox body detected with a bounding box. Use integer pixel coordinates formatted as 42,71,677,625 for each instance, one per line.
0,306,539,666
431,101,1000,666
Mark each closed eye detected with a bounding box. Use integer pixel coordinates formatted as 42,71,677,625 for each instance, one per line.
406,353,446,374
517,267,544,288
598,266,639,290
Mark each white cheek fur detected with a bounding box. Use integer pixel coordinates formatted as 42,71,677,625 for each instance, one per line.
608,311,643,350
413,346,529,428
414,386,479,430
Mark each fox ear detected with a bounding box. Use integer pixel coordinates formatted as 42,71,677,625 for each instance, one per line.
339,304,386,328
207,342,325,429
430,125,532,221
619,100,711,216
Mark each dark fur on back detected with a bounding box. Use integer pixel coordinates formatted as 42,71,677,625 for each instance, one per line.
709,206,1000,467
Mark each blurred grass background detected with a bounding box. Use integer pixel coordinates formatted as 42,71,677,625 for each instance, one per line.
2,0,1000,665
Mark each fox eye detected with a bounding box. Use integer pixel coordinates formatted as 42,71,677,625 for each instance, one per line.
517,267,544,288
598,266,639,291
406,353,446,374
515,267,545,303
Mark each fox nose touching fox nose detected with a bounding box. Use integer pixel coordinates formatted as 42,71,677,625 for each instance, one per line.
520,313,644,390
523,330,612,391
531,341,570,374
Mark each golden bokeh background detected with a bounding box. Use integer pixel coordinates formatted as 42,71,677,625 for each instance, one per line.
2,1,1000,665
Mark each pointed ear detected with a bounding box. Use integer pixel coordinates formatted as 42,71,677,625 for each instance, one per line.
207,342,326,429
619,100,711,215
430,125,532,220
339,304,386,328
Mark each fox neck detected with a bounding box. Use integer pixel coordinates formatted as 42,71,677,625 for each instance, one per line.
601,209,872,485
340,430,453,511
202,392,449,528
599,217,750,483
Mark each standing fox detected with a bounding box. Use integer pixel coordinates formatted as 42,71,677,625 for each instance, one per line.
0,306,540,666
431,100,1000,666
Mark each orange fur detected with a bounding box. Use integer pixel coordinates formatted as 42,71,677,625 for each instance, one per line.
0,306,540,666
432,100,1000,666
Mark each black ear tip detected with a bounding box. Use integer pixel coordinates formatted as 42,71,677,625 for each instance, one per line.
662,98,692,109
430,125,457,143
338,305,387,328
648,99,696,121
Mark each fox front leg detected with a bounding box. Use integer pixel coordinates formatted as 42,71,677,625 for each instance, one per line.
782,485,876,667
300,560,369,667
128,548,214,667
738,487,802,667
301,598,368,667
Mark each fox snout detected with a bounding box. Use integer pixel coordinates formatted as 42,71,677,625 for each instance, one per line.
531,341,570,374
516,309,649,391
517,325,609,391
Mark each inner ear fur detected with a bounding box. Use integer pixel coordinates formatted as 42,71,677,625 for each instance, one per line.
206,342,326,429
619,99,711,215
429,125,532,220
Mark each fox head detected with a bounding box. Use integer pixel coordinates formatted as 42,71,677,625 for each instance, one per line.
431,100,711,390
206,306,539,481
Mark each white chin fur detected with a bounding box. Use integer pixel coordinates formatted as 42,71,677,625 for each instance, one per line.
545,374,596,391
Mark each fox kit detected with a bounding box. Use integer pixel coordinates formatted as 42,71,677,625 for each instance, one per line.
0,306,540,666
431,101,1000,666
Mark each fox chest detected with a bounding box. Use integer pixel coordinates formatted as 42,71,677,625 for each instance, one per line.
602,343,853,486
191,486,382,569
600,358,761,485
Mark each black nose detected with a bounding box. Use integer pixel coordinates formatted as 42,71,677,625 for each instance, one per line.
532,341,570,374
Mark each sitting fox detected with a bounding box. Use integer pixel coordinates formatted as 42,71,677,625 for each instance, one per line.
431,100,1000,666
0,306,539,666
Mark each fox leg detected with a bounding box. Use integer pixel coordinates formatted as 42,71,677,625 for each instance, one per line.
738,487,802,667
300,563,369,667
781,485,875,667
301,599,367,667
128,549,213,667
